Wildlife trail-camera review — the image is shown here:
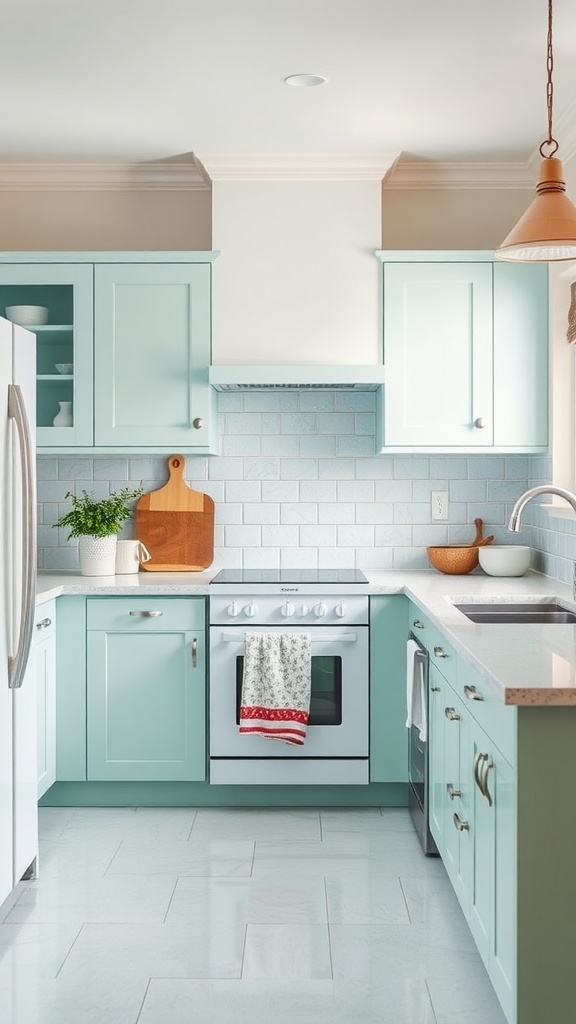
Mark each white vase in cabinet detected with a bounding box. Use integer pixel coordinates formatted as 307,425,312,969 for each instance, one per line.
78,535,117,576
52,401,73,427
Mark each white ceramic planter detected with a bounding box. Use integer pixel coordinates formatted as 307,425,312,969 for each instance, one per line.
78,534,118,576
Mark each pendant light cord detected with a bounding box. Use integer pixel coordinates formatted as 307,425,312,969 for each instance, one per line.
541,0,559,156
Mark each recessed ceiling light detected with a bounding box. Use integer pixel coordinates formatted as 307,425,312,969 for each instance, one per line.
284,74,328,88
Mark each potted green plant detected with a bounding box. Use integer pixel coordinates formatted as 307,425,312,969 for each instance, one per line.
53,486,143,576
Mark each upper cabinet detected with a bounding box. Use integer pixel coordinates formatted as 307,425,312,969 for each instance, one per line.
375,251,549,453
0,252,218,455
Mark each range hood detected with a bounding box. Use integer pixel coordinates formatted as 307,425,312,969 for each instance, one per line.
209,364,386,392
197,153,399,390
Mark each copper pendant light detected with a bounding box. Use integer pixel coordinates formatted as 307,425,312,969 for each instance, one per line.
495,0,576,262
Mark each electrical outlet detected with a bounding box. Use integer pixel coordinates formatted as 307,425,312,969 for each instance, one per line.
431,491,449,521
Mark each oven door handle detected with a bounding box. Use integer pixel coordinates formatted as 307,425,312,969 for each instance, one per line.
218,632,359,643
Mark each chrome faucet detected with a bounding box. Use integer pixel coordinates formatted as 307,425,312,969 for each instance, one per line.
508,485,576,602
508,485,576,532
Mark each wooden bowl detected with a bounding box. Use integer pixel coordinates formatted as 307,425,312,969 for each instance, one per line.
427,545,479,575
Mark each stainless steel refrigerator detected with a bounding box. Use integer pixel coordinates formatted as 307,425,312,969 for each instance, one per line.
0,314,37,908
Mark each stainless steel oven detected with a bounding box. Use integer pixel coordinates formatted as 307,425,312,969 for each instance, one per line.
209,570,370,785
407,632,438,855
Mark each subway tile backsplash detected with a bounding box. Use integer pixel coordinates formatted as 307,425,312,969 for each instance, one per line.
37,391,568,579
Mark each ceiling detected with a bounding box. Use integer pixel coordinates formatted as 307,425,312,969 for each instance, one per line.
3,0,576,172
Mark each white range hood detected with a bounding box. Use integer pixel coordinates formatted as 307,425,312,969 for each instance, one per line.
197,153,399,390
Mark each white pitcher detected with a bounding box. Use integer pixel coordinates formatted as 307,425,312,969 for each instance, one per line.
115,540,152,575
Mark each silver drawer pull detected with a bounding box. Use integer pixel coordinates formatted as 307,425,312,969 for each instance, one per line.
412,620,425,629
447,783,462,800
453,813,469,832
191,638,198,668
434,646,448,659
129,610,163,618
36,617,52,630
464,684,483,701
445,707,461,721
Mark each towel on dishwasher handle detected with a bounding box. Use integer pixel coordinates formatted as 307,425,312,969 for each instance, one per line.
240,632,312,746
406,638,427,741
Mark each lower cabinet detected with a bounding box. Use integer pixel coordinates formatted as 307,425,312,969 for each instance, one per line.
428,643,515,1023
36,601,57,799
86,597,206,782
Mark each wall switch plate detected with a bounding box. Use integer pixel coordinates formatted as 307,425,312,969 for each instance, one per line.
431,491,449,521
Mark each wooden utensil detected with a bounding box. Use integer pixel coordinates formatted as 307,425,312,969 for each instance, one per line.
469,518,494,547
135,454,215,571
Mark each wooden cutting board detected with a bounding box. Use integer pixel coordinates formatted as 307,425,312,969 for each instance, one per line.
135,454,215,571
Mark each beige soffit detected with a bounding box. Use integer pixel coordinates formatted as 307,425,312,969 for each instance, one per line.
0,160,210,191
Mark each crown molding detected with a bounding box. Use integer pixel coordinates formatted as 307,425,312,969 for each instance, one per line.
0,161,210,191
195,151,401,181
385,160,538,190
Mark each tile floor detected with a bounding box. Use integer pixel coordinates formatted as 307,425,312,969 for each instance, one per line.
0,806,508,1024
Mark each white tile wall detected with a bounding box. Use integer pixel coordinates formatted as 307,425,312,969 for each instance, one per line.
37,392,558,576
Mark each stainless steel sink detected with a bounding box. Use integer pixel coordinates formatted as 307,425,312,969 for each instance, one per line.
454,602,576,624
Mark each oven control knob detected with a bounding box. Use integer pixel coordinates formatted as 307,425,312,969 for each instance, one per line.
313,601,327,618
299,604,310,617
335,601,347,618
227,600,240,617
281,601,295,617
244,602,257,618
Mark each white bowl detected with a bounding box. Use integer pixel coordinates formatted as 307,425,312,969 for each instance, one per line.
478,545,531,577
55,363,73,375
5,305,49,325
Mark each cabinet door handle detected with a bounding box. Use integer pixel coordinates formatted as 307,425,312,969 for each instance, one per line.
191,638,198,668
36,617,52,630
434,646,448,659
447,783,461,800
474,417,487,429
464,684,483,701
473,752,484,793
453,813,469,832
444,707,461,721
480,755,494,807
129,610,163,618
430,685,441,692
412,620,425,629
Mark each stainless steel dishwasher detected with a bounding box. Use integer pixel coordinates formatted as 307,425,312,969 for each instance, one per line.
407,632,438,856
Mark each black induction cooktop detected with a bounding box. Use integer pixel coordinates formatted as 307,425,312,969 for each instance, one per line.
210,569,369,585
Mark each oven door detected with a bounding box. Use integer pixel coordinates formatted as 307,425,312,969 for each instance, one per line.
209,625,369,758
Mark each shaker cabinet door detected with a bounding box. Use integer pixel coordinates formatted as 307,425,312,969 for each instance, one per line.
93,263,214,449
382,261,494,447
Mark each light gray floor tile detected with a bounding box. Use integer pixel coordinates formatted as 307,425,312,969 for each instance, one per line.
139,977,435,1024
326,874,411,925
0,921,81,980
0,975,148,1024
192,807,321,841
166,875,328,926
106,837,255,876
59,806,198,842
59,920,244,981
7,874,177,924
242,923,332,979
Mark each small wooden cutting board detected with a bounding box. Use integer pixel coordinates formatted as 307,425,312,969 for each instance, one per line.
135,455,215,571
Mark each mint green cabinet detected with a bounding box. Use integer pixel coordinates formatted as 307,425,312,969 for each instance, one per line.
0,262,94,447
0,251,218,454
36,601,57,799
86,597,206,782
375,251,548,453
93,263,215,450
369,595,408,782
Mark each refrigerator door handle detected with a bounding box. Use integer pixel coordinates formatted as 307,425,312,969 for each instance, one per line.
7,383,37,690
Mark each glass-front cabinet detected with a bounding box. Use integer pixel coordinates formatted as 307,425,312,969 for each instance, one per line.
0,264,93,447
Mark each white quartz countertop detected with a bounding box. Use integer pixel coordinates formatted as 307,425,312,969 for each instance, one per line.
36,568,576,707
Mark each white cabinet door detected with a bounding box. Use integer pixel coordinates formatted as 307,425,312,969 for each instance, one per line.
382,262,494,447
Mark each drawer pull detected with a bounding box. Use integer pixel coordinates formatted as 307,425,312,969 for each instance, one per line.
453,813,469,832
430,685,441,692
412,620,425,629
191,638,198,668
444,707,461,721
36,617,52,630
129,610,163,618
447,783,461,800
464,684,483,701
434,646,448,659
